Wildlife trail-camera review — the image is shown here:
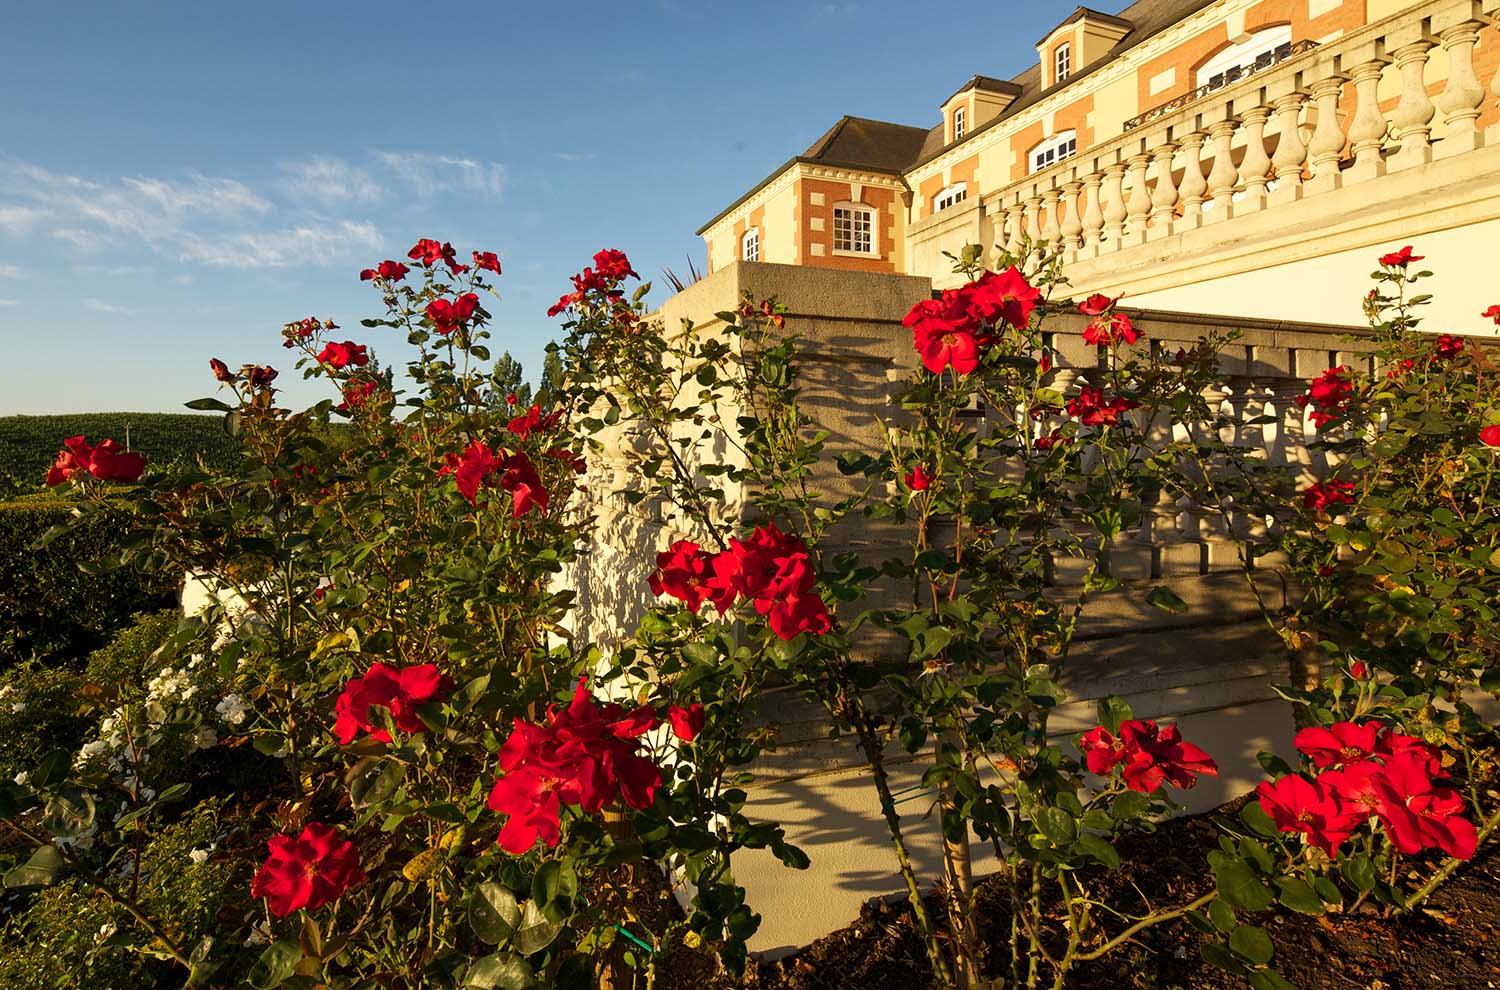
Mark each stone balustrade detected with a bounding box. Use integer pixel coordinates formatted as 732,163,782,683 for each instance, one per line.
909,0,1500,280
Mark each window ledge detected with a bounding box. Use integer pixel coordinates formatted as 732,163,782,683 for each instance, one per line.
832,248,880,259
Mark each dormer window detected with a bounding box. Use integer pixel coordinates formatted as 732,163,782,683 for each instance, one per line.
742,227,760,262
1195,25,1293,90
1029,130,1078,174
953,106,967,141
933,183,967,214
1055,42,1072,83
833,204,877,255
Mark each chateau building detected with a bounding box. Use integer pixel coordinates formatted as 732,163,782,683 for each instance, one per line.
698,0,1500,330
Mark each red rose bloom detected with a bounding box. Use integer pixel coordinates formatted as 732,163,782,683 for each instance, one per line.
438,441,501,505
1480,425,1500,447
1077,293,1117,317
1379,245,1423,267
499,451,548,517
1082,312,1141,347
1081,719,1218,793
251,822,366,917
45,436,94,486
361,260,410,282
408,238,467,274
338,378,381,412
905,465,932,491
1432,334,1464,360
209,357,233,382
425,293,480,335
1066,386,1139,427
649,540,715,613
1294,721,1380,768
592,249,638,282
1256,774,1360,857
1295,367,1353,428
317,340,369,370
473,251,502,274
507,403,562,439
45,436,145,486
668,704,706,743
249,366,278,388
1483,304,1500,325
334,662,454,744
1034,429,1069,451
1303,479,1355,512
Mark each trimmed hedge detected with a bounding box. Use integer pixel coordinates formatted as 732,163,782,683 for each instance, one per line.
0,499,177,669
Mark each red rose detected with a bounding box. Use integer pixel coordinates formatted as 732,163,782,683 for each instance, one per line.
249,366,278,388
473,250,502,274
905,465,932,491
45,436,144,485
505,392,518,405
361,259,410,282
1480,425,1500,447
438,441,501,505
507,403,562,439
592,249,638,282
1379,245,1423,267
649,540,715,613
498,451,548,517
317,340,369,370
1483,304,1500,325
1294,367,1353,428
251,822,366,917
1432,334,1464,360
1066,386,1139,427
338,378,381,412
667,704,706,743
1034,429,1069,451
1302,479,1355,512
425,292,480,335
1294,721,1380,768
334,662,454,744
209,358,234,382
1081,719,1217,793
1077,293,1117,317
45,436,94,486
1082,312,1141,347
408,238,468,275
1256,774,1359,857
546,447,586,474
1370,750,1476,860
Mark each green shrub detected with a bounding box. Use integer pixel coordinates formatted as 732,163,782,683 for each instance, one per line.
0,663,89,785
84,610,182,695
0,500,177,670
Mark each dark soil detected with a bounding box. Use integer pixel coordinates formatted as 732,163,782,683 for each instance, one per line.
655,798,1500,990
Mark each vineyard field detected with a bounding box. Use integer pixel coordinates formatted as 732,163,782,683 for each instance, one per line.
0,412,240,485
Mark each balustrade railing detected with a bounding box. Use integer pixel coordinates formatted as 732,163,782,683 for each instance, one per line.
961,0,1500,272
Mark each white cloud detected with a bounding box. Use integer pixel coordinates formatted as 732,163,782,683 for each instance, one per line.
374,151,507,200
550,152,596,163
0,264,19,278
82,298,135,316
177,218,383,269
278,156,384,205
0,205,44,232
0,298,17,306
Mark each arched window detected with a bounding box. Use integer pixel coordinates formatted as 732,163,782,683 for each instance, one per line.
1055,42,1072,83
1196,25,1293,90
933,183,967,214
741,227,760,262
832,203,877,255
953,106,967,140
1029,130,1078,174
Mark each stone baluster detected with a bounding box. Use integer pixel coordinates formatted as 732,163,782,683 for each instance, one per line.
1346,54,1393,182
1491,17,1500,138
1306,71,1349,193
1268,87,1309,205
1433,16,1487,156
1059,179,1085,253
1040,186,1063,253
1024,194,1045,258
1004,201,1026,257
1389,32,1438,170
1148,141,1178,230
1204,117,1240,221
1236,104,1274,211
1081,171,1105,252
1101,162,1128,247
1123,152,1152,245
1176,130,1208,227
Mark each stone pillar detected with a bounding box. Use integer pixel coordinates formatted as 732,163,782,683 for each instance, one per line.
1081,171,1105,253
1204,117,1240,222
1268,88,1309,205
1346,56,1393,182
1176,130,1208,227
1004,201,1026,257
1306,72,1349,194
1434,18,1487,156
1101,162,1128,247
1024,194,1045,258
1040,186,1063,253
1236,105,1274,211
1123,152,1153,246
1148,141,1179,231
1059,179,1085,253
1389,36,1437,170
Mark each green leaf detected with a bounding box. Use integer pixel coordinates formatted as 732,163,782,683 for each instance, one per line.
41,788,96,839
1095,696,1132,734
1185,909,1216,934
1214,859,1275,911
1201,942,1247,975
348,757,405,810
1035,806,1077,846
247,940,302,989
184,397,235,412
1076,832,1120,868
681,642,717,667
1239,801,1279,839
464,953,536,989
1248,968,1296,990
532,859,577,913
1312,877,1342,907
1341,852,1376,893
1276,877,1324,915
1145,585,1188,614
1111,790,1150,822
469,882,521,944
3,845,64,889
1208,898,1237,933
513,900,563,955
1229,924,1275,965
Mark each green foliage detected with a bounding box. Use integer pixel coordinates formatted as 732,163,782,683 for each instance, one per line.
0,413,239,489
0,500,177,669
0,662,90,781
485,351,532,409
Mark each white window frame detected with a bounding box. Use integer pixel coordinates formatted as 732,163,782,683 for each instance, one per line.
1055,42,1072,83
933,183,967,214
832,203,878,256
1028,130,1078,174
741,227,760,262
953,106,967,140
1195,25,1293,90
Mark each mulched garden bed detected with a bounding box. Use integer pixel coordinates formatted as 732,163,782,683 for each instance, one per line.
656,797,1500,990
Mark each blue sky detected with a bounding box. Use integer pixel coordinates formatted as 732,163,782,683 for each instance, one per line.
0,1,1070,415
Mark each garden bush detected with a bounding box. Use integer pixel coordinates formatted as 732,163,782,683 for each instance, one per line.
0,236,1492,990
0,499,178,670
